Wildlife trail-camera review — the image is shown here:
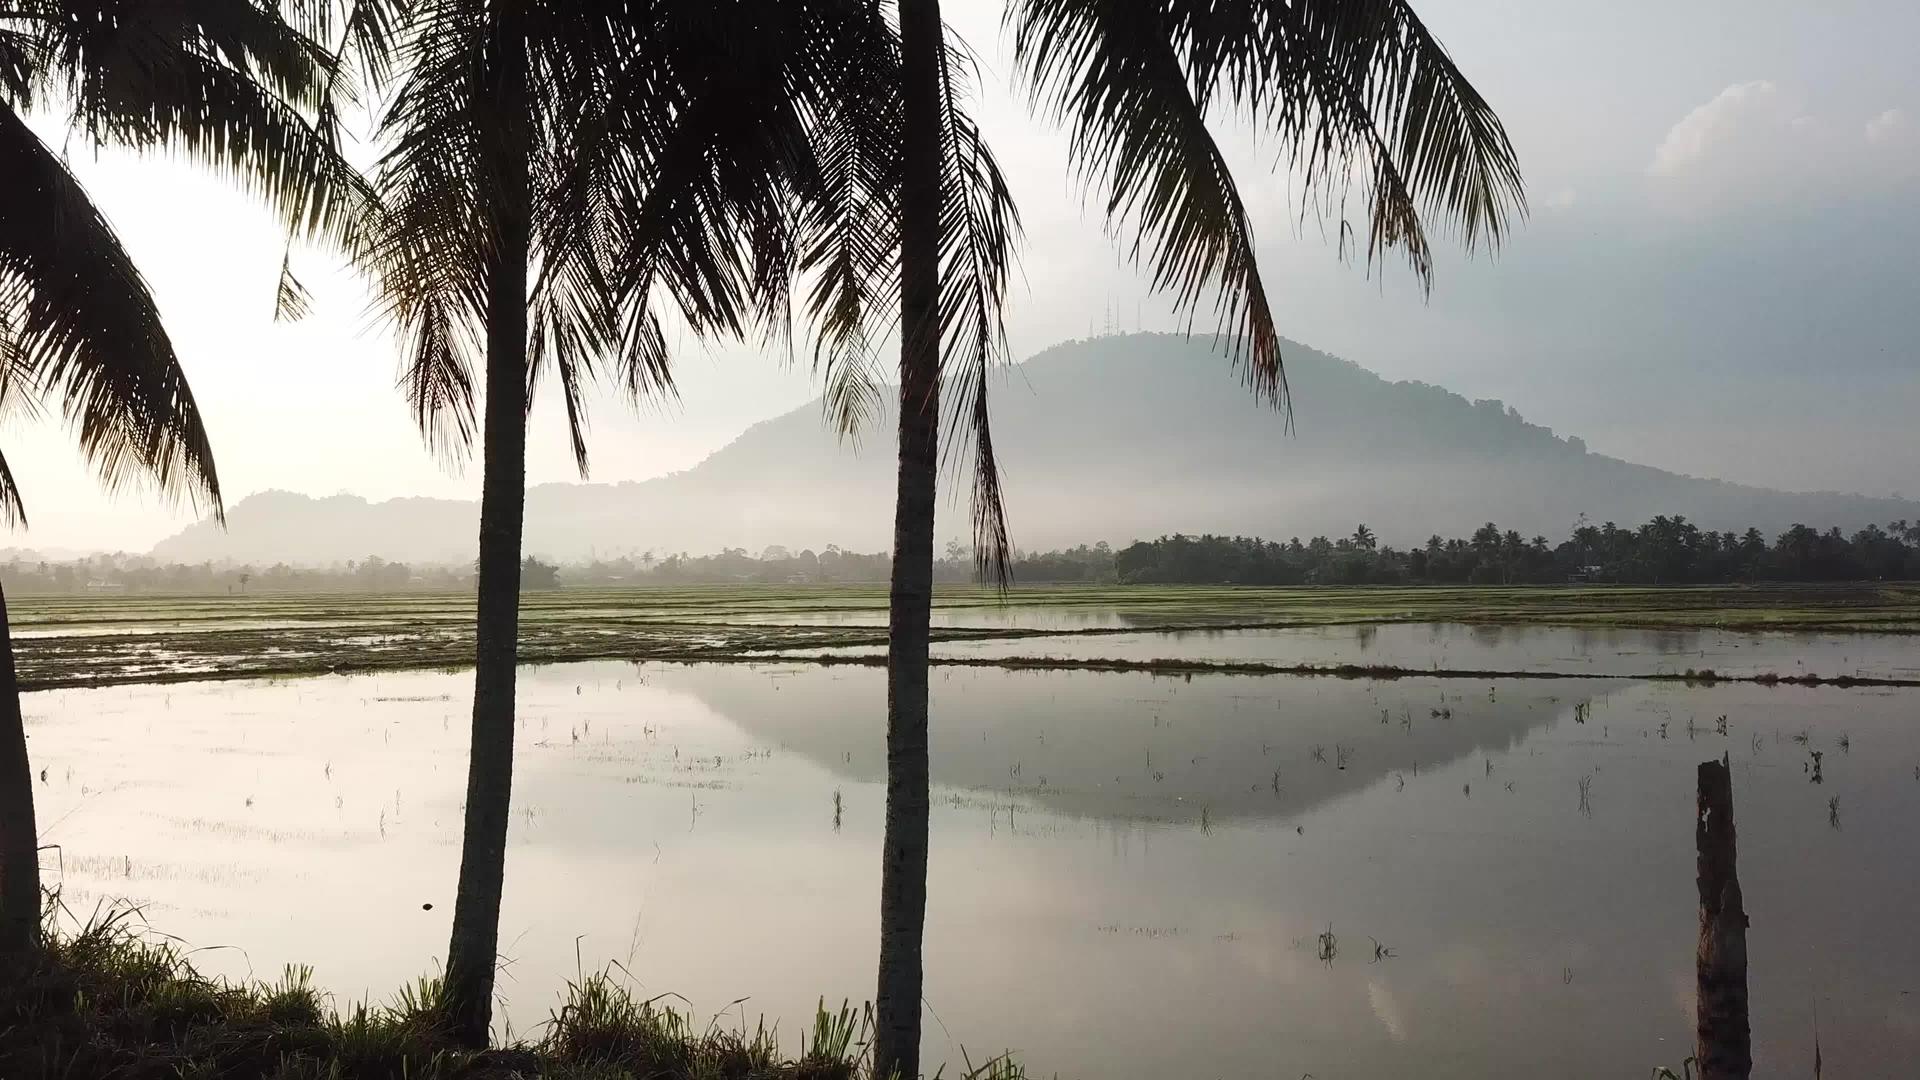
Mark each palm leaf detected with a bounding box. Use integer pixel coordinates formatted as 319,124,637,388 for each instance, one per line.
0,98,221,518
934,39,1021,585
274,251,315,322
37,0,376,251
1007,0,1524,411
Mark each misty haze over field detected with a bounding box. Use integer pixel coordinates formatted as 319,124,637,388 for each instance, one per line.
149,334,1920,567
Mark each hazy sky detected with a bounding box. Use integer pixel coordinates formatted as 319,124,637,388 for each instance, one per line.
9,0,1918,554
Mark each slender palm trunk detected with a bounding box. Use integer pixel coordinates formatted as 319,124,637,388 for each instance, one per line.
442,6,529,1049
873,1,944,1076
0,582,40,962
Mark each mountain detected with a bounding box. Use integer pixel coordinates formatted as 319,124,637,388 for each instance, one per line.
151,333,1920,565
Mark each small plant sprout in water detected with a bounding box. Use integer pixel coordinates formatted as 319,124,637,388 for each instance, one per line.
1200,806,1212,835
959,1049,1032,1080
832,789,843,833
1334,745,1353,771
1316,924,1337,966
1309,745,1327,764
1577,774,1594,817
1573,701,1589,724
1715,714,1729,736
1652,1057,1699,1079
1828,795,1841,830
1807,750,1825,784
1369,937,1395,963
1837,732,1850,754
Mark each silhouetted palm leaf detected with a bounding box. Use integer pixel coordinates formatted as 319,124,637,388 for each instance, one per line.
0,99,219,521
935,41,1020,583
0,0,379,523
789,15,1023,580
274,253,315,322
1008,0,1524,412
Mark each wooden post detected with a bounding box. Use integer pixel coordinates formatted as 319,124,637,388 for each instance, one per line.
1696,756,1751,1078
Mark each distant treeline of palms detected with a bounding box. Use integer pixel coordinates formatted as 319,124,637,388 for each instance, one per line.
14,517,1920,594
1049,518,1920,586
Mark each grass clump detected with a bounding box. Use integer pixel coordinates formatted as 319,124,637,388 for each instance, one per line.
0,905,935,1080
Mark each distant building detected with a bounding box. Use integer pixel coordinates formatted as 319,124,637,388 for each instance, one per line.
84,580,127,593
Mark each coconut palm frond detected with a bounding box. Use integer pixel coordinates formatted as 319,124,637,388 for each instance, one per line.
935,40,1020,586
0,99,221,518
274,251,315,322
36,0,376,250
1009,0,1285,409
1007,0,1524,411
794,4,902,441
0,445,25,530
280,0,407,95
366,1,487,461
0,20,35,102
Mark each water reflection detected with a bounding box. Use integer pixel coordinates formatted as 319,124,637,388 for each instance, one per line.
679,665,1610,826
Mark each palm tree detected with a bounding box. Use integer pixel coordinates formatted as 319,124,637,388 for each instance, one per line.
0,0,364,961
871,2,1524,1073
343,0,1006,1045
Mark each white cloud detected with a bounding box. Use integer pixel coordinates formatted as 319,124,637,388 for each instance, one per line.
1866,107,1908,145
1647,81,1791,178
1647,83,1917,208
1542,187,1579,211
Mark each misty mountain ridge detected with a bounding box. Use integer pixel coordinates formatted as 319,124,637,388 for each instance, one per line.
151,333,1920,566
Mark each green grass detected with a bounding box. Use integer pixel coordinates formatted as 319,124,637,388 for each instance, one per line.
2,904,956,1080
10,581,1920,690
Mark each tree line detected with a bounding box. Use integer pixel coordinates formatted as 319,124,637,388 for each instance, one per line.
1068,518,1920,586
15,516,1918,596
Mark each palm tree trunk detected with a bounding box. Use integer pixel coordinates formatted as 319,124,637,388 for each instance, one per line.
0,581,40,962
441,5,529,1050
873,1,944,1076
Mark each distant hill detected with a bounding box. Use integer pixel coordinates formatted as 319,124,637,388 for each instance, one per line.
151,333,1920,565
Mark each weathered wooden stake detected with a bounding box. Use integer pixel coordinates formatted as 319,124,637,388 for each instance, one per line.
1696,756,1751,1078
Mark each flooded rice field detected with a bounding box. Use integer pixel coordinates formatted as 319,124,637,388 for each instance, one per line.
912,622,1920,681
28,619,1920,1078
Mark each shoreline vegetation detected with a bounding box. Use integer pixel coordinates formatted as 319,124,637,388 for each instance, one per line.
4,582,1918,693
5,904,1021,1080
11,518,1920,598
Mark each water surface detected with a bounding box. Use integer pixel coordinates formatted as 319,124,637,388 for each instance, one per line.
30,657,1919,1077
788,621,1920,682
